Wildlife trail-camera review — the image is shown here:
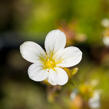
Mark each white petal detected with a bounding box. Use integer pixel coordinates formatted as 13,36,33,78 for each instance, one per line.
48,68,68,85
56,46,82,67
48,69,57,85
28,63,48,81
55,68,68,85
88,91,100,109
101,18,109,27
20,41,45,63
70,89,78,100
103,36,109,46
45,29,66,55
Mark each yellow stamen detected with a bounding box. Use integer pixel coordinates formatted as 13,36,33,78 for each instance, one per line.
39,52,62,70
44,58,56,69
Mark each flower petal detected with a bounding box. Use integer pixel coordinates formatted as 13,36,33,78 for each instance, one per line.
48,68,68,85
88,91,100,109
55,68,68,85
45,29,66,55
28,63,48,81
48,69,57,85
56,46,82,67
20,41,45,63
103,36,109,46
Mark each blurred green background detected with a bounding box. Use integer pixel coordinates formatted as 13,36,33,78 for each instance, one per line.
0,0,109,109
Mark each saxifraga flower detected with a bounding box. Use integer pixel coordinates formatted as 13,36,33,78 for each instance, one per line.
20,29,82,85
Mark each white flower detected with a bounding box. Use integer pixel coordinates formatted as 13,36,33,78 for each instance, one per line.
70,88,78,100
103,36,109,46
20,29,82,85
101,18,109,27
88,91,101,109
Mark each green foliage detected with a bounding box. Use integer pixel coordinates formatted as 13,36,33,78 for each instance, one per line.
17,0,109,44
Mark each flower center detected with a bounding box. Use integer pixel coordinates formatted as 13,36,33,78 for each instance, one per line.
40,52,63,70
40,54,56,70
44,58,56,69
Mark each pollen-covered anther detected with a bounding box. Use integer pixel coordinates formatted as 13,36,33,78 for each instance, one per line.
44,58,56,69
